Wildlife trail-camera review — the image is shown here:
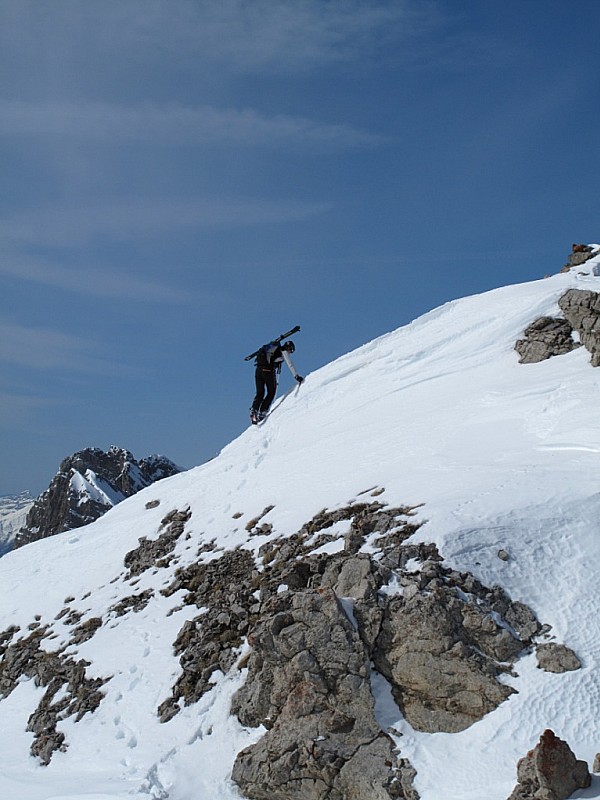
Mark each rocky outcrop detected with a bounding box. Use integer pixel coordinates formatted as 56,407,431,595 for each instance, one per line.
0,493,581,789
16,446,181,548
516,288,600,368
514,317,579,364
561,243,597,272
145,498,575,800
232,589,405,800
515,244,600,366
124,507,192,579
535,643,581,674
508,729,590,800
0,625,108,765
558,289,600,366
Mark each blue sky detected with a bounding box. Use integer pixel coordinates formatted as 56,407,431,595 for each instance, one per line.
1,0,599,495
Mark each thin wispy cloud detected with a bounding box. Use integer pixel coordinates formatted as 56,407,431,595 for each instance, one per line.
0,197,333,248
0,320,130,376
0,1,431,78
0,100,384,149
0,390,57,427
0,255,197,304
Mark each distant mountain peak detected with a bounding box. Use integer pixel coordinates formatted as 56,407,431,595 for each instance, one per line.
14,446,182,550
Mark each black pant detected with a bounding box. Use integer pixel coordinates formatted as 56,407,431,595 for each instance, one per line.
252,368,277,413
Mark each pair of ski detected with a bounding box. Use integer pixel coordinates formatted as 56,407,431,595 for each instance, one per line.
244,325,300,362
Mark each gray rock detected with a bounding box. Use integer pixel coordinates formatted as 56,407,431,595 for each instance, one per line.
559,289,600,366
507,729,590,800
124,508,191,578
536,643,581,673
371,590,519,733
563,244,596,271
514,317,579,364
505,600,541,642
231,589,407,799
321,555,382,601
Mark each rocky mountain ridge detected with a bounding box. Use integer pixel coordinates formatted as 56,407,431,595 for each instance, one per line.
15,446,181,550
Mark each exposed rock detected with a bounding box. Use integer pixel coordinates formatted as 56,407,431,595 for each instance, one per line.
70,617,103,645
0,627,109,764
535,643,581,673
514,317,579,364
593,753,600,773
110,589,154,617
124,507,191,578
246,506,275,532
157,548,257,722
561,243,596,272
151,499,570,796
558,288,600,366
371,582,520,733
231,589,406,800
504,600,541,642
16,446,181,549
507,729,590,800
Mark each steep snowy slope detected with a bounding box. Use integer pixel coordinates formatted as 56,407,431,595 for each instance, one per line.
1,263,600,800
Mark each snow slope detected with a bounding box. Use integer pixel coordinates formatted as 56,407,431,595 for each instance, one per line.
1,262,600,800
0,492,33,555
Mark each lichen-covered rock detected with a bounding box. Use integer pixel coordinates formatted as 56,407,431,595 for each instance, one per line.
507,729,590,800
535,643,581,673
514,317,579,364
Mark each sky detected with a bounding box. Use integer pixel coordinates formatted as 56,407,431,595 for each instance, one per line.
1,0,599,496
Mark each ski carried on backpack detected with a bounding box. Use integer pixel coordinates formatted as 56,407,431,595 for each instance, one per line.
244,326,300,362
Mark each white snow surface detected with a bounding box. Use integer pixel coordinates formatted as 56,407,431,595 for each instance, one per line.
0,492,33,552
2,264,600,799
70,469,125,508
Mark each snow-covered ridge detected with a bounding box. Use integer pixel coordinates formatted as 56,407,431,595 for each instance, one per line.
1,262,600,800
0,492,33,555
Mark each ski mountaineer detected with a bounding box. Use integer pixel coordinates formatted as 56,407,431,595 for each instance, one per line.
250,340,303,424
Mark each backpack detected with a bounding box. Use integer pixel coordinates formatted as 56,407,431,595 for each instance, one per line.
255,342,281,370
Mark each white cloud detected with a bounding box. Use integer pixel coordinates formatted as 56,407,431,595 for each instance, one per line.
0,390,57,427
0,320,128,375
0,254,200,304
0,197,333,248
0,99,384,149
0,0,428,76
